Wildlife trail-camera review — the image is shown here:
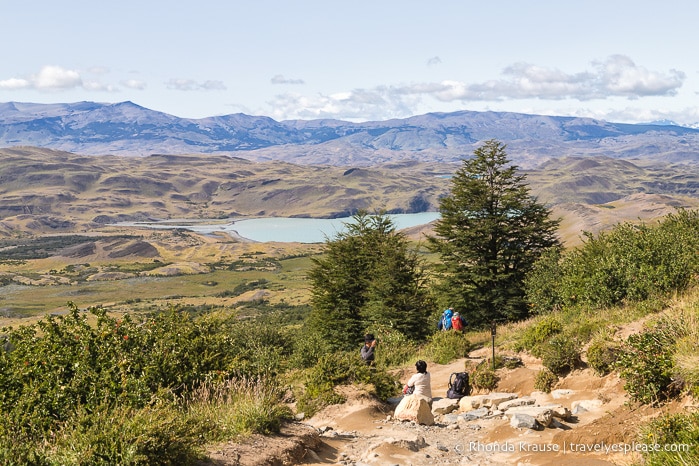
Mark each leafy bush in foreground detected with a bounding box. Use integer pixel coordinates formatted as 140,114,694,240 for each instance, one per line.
0,304,295,464
639,412,699,466
471,361,500,392
512,314,562,355
586,336,621,376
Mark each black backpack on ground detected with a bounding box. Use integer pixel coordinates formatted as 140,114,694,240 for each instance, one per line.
446,372,470,399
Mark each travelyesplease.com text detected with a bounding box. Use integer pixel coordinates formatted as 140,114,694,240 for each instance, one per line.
457,441,691,455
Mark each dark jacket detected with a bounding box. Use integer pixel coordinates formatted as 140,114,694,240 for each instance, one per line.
361,344,375,364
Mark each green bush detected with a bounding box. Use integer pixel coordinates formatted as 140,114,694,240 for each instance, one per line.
371,325,418,368
471,361,499,392
616,328,675,404
0,401,204,466
639,412,699,466
540,334,581,376
422,331,471,365
296,351,399,417
514,314,562,355
524,246,565,314
524,210,699,313
534,368,558,393
586,338,620,376
0,304,295,459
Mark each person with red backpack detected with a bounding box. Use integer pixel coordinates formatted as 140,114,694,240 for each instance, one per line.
451,311,466,332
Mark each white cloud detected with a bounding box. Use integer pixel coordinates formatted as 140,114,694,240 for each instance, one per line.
261,56,686,121
0,65,128,92
87,66,110,75
419,55,684,102
82,80,119,92
0,77,31,90
266,88,419,121
593,55,684,97
427,56,442,66
200,80,226,90
166,78,226,91
121,79,147,90
271,74,305,85
33,65,83,90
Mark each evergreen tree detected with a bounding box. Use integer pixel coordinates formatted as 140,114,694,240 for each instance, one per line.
306,212,433,350
428,140,561,326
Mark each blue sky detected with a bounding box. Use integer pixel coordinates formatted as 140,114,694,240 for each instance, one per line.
3,1,698,125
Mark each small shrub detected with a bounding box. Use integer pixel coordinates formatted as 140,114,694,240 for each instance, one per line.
616,328,674,404
515,314,562,355
423,331,470,365
372,326,418,368
540,334,581,376
638,412,699,466
52,402,204,466
586,338,620,376
502,356,524,369
471,361,499,392
534,368,558,393
295,351,398,417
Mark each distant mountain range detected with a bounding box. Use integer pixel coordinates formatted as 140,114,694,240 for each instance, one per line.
1,101,699,168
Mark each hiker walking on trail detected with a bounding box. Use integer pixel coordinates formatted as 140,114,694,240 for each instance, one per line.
451,311,466,332
402,360,432,402
360,333,377,366
437,307,454,331
437,307,466,331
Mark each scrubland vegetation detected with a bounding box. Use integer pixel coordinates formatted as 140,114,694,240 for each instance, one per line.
2,142,699,464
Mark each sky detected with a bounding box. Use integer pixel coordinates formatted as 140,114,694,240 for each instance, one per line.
3,1,699,125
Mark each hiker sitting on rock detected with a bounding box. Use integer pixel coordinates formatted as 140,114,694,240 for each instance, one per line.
402,360,432,403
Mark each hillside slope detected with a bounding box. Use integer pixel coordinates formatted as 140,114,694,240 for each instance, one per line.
209,322,693,466
1,147,698,247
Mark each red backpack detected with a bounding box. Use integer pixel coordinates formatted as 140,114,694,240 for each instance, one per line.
451,314,463,331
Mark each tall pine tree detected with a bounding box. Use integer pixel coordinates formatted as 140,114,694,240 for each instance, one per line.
306,212,433,351
428,140,561,326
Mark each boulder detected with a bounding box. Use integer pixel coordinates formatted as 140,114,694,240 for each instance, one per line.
458,392,517,411
432,397,460,415
510,413,539,429
394,395,435,426
540,403,572,420
571,399,603,414
459,407,490,421
504,406,554,427
498,396,536,411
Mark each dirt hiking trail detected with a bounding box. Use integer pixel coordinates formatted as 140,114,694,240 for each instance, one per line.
204,347,692,466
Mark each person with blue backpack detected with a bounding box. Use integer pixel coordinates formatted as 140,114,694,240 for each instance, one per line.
437,307,454,331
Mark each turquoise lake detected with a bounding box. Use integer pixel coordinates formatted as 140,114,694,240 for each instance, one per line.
118,212,441,243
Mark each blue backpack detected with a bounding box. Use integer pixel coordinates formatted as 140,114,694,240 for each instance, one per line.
441,309,453,330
